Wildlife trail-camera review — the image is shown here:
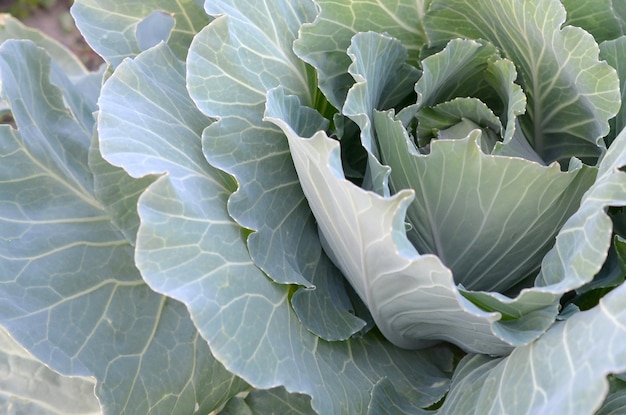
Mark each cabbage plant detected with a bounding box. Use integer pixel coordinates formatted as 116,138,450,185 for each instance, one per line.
2,0,626,413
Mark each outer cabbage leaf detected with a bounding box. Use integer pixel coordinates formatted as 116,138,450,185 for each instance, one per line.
437,281,626,415
99,42,452,414
266,87,516,355
0,40,245,414
71,0,209,67
0,13,98,128
0,327,100,415
537,127,626,289
294,0,430,108
424,0,620,164
186,0,366,339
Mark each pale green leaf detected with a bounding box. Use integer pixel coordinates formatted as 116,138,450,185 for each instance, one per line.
100,41,453,414
0,40,244,415
221,387,315,415
600,36,626,147
411,38,526,150
438,282,626,415
444,119,626,362
294,0,430,108
367,378,430,415
425,0,621,164
186,0,366,339
538,123,626,289
376,111,596,293
71,0,209,67
562,0,626,43
0,326,100,415
342,31,419,194
266,87,516,355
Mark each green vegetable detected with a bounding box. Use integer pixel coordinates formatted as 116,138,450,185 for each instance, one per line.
1,0,626,413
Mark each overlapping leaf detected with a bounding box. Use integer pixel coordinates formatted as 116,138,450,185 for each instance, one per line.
377,112,596,292
294,0,430,108
266,88,516,355
600,36,626,146
0,327,100,415
71,0,209,67
596,377,626,415
99,41,451,414
425,0,620,164
437,281,626,415
342,31,419,194
537,124,626,289
220,387,315,415
0,40,244,415
0,14,88,77
562,0,626,42
411,38,527,152
186,0,365,339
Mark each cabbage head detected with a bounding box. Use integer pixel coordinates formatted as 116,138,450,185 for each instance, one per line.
2,0,626,414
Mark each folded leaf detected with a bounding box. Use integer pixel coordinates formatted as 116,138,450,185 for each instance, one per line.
99,43,451,414
425,0,620,164
438,281,626,415
266,87,517,354
376,111,596,292
600,36,626,146
342,31,420,194
295,0,429,108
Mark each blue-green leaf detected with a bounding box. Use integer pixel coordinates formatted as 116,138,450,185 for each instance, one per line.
294,0,430,108
71,0,209,67
186,0,365,340
221,387,315,415
100,38,452,415
425,0,620,164
266,88,516,355
0,40,244,415
600,36,626,147
438,282,626,415
0,327,100,415
562,0,626,43
376,112,596,293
